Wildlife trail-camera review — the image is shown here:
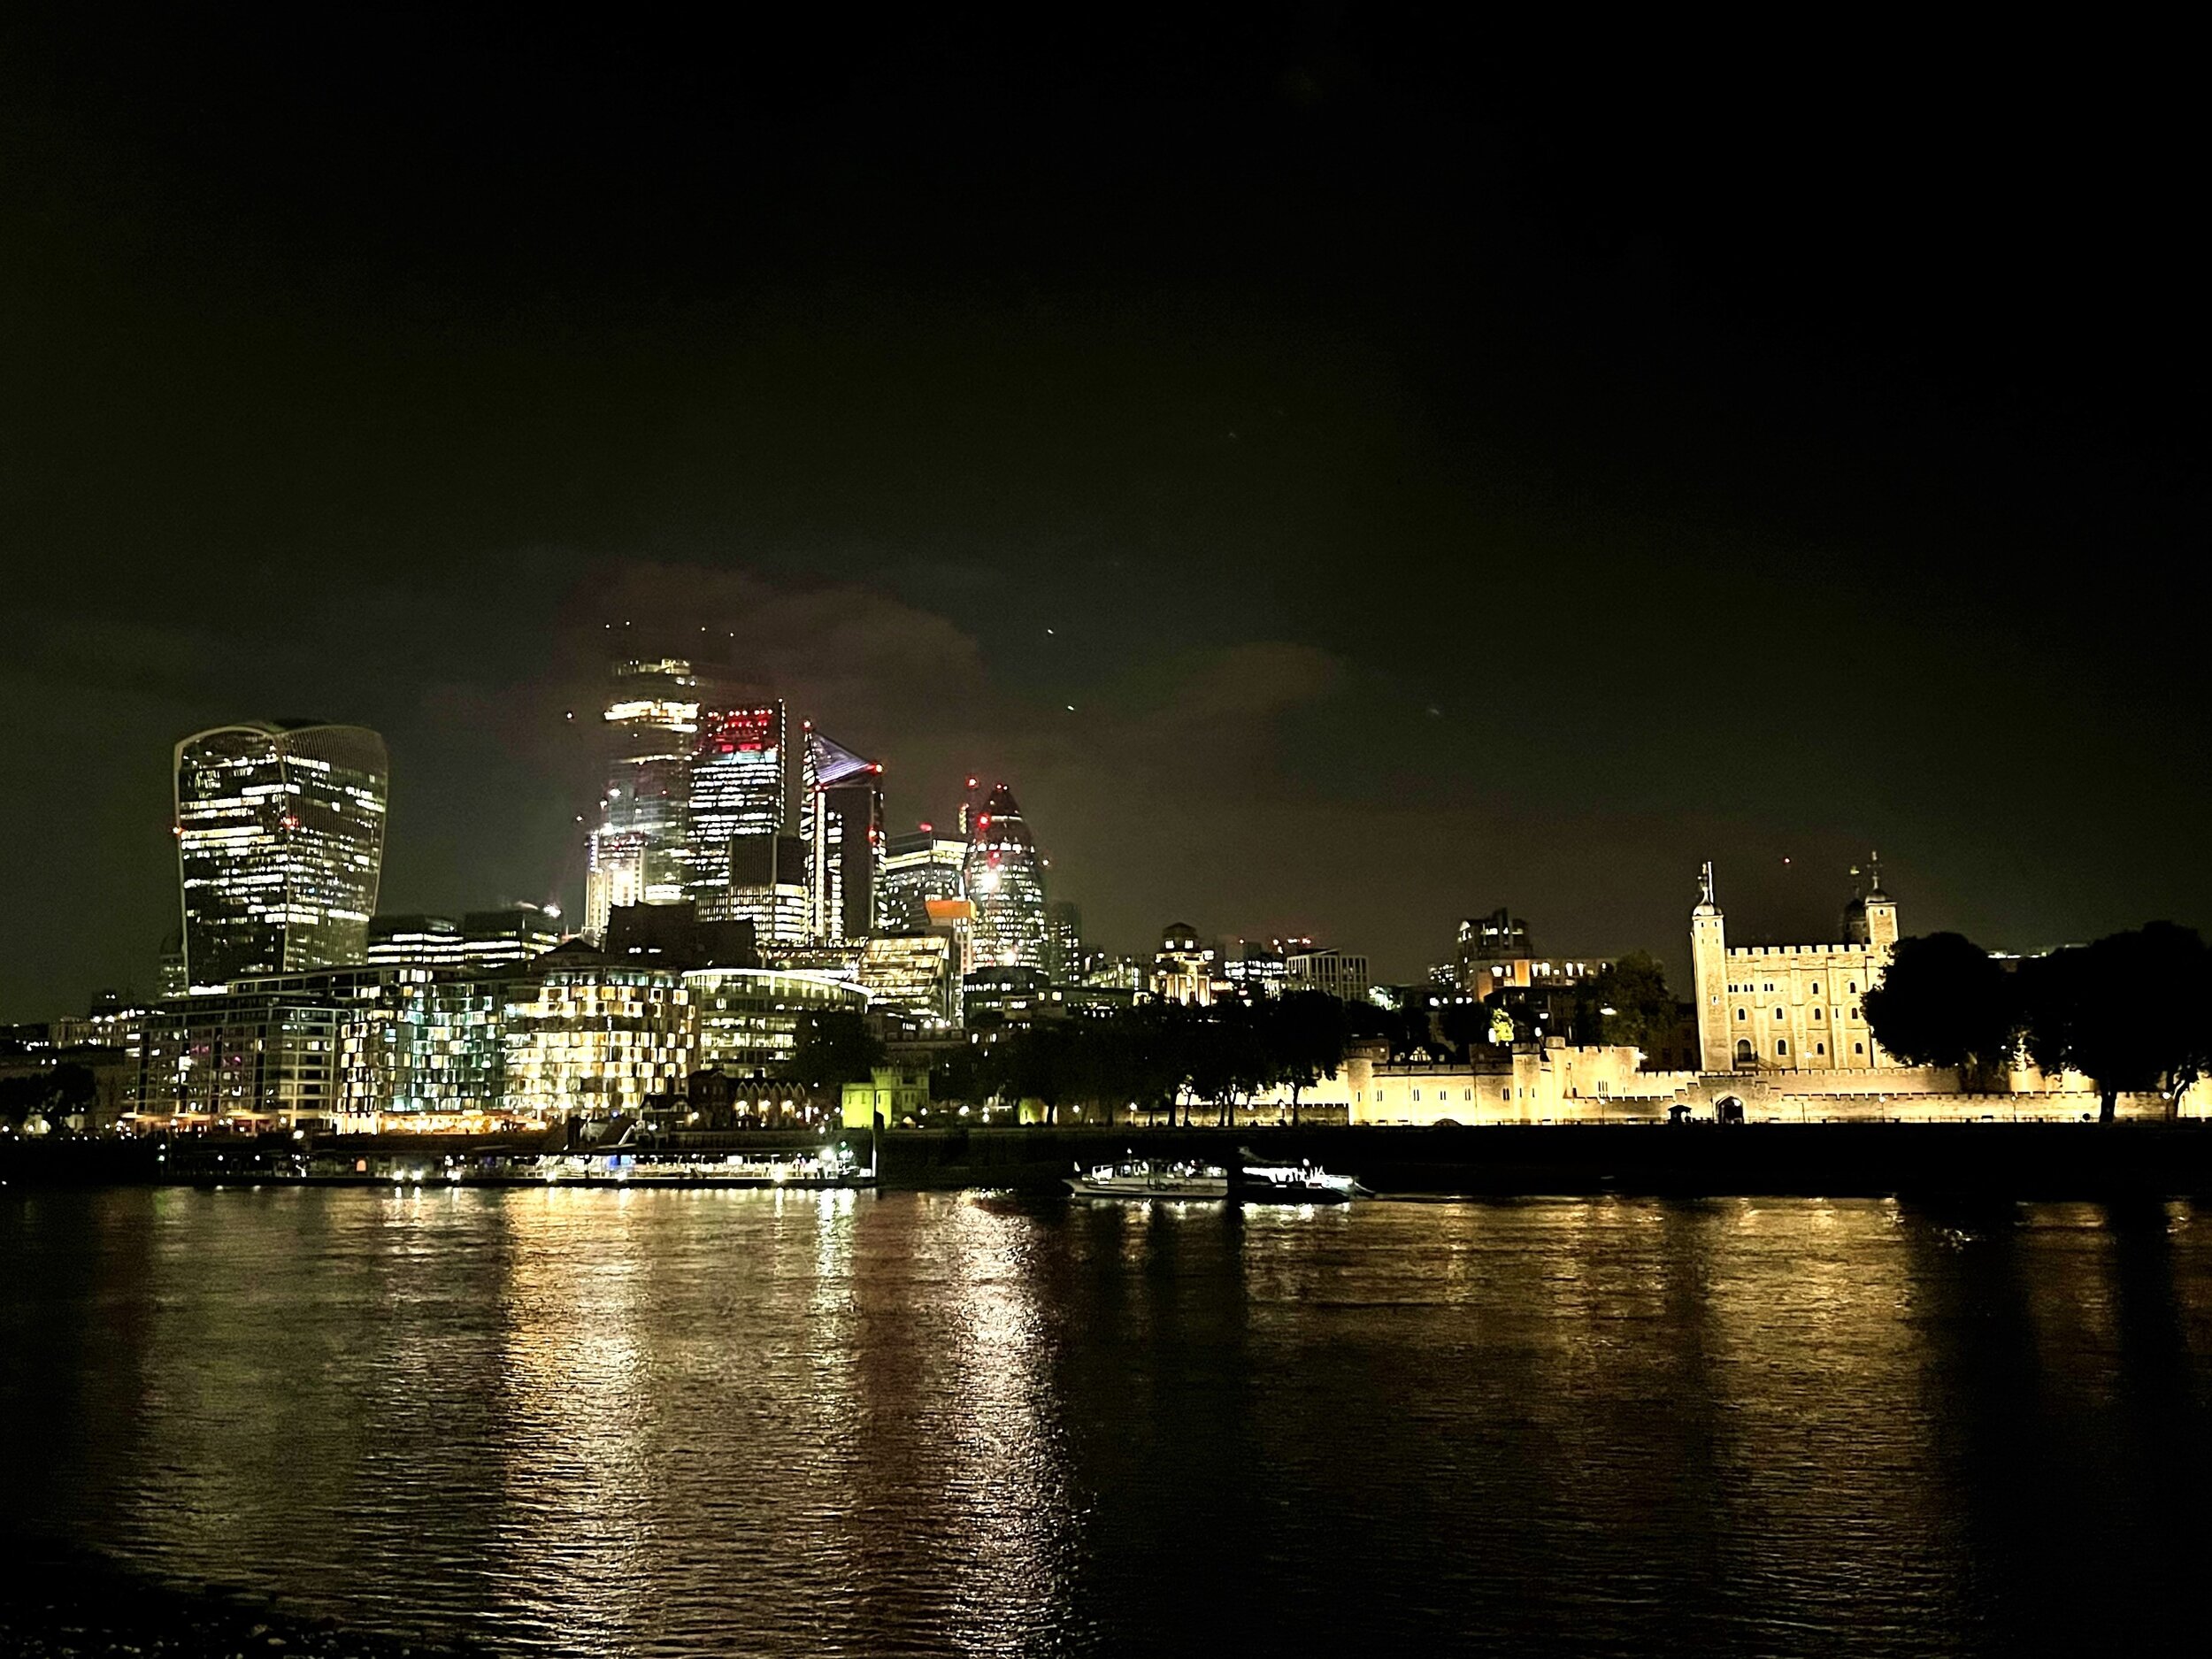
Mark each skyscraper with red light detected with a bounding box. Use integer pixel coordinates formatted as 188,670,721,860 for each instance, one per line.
963,782,1049,971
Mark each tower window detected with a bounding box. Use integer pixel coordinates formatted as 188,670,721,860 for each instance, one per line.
1816,1042,1825,1055
1854,1041,1864,1054
1773,1007,1784,1020
1776,1039,1789,1056
1736,1008,1747,1021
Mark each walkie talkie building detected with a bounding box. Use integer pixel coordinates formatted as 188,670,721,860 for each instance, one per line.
173,721,389,991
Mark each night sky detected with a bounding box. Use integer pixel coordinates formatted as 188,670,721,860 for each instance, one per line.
4,12,2203,1018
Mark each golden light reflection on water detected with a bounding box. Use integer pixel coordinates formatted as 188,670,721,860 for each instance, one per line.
490,1189,658,1652
9,1187,2211,1655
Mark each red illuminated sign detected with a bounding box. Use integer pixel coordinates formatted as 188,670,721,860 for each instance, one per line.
706,709,776,754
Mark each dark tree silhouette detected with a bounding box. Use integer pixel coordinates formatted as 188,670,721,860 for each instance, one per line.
2018,923,2212,1122
1264,990,1350,1125
1863,933,2019,1083
787,1010,887,1092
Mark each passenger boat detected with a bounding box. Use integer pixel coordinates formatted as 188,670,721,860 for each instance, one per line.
1066,1159,1230,1200
1235,1159,1371,1204
1065,1156,1371,1203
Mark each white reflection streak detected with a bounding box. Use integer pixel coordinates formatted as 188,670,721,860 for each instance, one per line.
941,1199,1066,1647
494,1190,656,1651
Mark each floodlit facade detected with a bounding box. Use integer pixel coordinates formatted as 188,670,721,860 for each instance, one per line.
586,659,708,938
685,966,871,1074
174,722,389,992
964,783,1049,971
1691,860,1899,1073
1152,923,1216,1005
500,959,694,1119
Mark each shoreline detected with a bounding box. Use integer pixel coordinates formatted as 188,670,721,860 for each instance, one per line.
7,1121,2212,1201
0,1540,477,1658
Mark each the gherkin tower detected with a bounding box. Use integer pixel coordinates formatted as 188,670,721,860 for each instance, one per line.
962,782,1048,970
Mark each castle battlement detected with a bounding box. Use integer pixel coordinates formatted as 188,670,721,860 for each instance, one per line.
1726,943,1867,957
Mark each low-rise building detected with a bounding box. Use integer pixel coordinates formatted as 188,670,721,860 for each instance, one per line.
1286,945,1369,1003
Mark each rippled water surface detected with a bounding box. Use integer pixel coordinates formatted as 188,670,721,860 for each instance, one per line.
5,1187,2211,1655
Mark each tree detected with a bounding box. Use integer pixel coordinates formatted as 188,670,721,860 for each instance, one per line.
787,1010,887,1093
1264,990,1350,1125
1592,951,1679,1059
1863,933,2019,1084
2019,924,2212,1122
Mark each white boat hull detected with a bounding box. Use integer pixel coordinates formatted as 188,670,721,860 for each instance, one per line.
1066,1174,1229,1200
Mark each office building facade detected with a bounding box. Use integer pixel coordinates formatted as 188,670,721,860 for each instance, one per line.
174,722,389,991
586,659,710,939
882,828,967,931
805,729,885,942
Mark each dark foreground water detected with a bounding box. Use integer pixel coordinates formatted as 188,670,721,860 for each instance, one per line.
4,1188,2209,1656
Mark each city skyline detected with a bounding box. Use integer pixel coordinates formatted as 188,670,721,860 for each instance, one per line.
0,664,2201,1021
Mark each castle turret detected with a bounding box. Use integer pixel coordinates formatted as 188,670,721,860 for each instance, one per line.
1862,852,1899,953
1690,861,1729,1071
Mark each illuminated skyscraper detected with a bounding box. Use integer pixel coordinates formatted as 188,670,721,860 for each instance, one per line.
173,722,389,992
683,700,790,918
586,659,708,940
805,729,884,941
882,827,967,930
1046,899,1085,980
964,782,1049,971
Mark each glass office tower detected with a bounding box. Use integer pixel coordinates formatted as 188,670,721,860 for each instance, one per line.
882,829,967,930
174,721,389,991
963,782,1049,971
683,699,788,917
586,659,706,939
804,729,884,942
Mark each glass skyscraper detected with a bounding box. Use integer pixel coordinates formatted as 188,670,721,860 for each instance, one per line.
683,699,790,918
586,659,708,939
804,729,884,942
173,721,389,992
882,828,967,930
964,782,1049,971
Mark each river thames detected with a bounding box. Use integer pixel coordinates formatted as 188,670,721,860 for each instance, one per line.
4,1187,2208,1655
